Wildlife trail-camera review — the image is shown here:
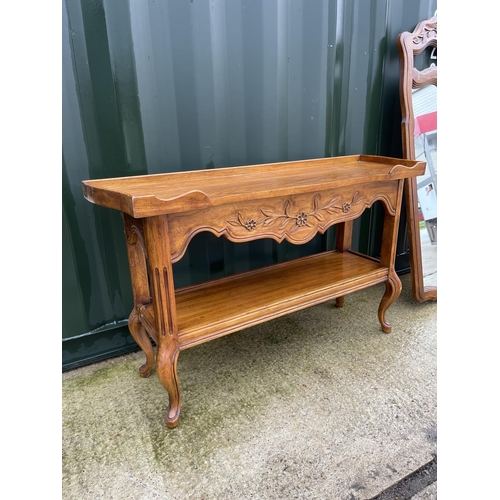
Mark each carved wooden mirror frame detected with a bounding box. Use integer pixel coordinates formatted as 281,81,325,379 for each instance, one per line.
397,16,437,303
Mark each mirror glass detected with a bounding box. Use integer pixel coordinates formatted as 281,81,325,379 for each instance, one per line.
412,84,437,288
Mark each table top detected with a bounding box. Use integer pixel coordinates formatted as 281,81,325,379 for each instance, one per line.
82,154,425,218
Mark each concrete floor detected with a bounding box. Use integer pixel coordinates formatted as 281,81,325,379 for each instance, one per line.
62,272,437,500
420,226,437,289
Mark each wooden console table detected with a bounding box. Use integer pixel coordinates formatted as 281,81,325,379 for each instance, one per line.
82,154,424,428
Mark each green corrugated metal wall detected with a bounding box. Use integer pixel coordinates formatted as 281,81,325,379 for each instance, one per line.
62,0,437,371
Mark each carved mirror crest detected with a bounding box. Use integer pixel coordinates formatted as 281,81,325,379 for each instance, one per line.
397,16,437,302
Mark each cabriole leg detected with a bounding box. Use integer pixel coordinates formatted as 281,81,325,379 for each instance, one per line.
144,215,182,428
377,181,404,333
157,341,181,428
123,214,154,377
377,271,402,333
128,311,155,378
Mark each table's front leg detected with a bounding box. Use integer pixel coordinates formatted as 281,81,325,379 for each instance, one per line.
143,215,181,428
377,270,402,333
377,181,404,333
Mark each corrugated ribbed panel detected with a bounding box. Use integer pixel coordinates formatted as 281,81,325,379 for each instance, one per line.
413,85,437,117
62,0,438,369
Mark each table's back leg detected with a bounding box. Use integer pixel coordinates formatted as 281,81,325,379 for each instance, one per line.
128,311,155,378
123,214,156,377
334,220,353,307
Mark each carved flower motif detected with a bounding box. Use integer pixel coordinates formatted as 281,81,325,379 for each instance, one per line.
227,192,364,234
342,202,351,213
296,212,308,226
244,219,257,231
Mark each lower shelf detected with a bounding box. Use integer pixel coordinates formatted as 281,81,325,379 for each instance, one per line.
172,250,388,349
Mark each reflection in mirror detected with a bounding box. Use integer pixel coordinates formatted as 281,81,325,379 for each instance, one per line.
413,84,437,288
397,16,437,302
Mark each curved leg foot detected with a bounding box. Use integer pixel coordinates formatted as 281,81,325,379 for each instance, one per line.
378,272,402,333
335,296,345,307
128,311,155,378
157,342,181,428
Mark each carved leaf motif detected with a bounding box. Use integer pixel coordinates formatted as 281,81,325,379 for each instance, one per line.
321,197,340,212
311,212,325,222
412,21,437,45
352,191,364,204
261,209,281,219
128,224,148,258
278,218,290,230
313,193,320,211
227,212,244,227
226,193,364,233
